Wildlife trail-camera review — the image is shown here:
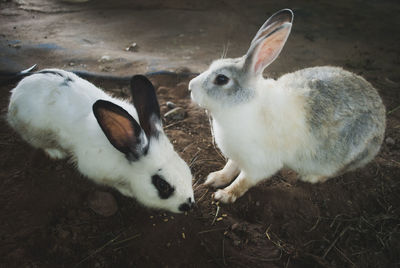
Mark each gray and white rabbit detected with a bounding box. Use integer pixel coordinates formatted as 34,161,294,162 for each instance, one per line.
189,9,386,203
7,70,195,212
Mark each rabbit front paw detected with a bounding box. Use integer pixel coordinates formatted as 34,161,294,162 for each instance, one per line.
204,171,230,188
213,189,237,203
212,173,253,203
204,160,240,188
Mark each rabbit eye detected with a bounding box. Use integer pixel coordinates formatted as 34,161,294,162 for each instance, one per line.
214,74,229,86
152,175,175,199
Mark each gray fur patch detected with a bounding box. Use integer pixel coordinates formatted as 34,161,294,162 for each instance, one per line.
301,67,385,173
204,65,254,105
60,76,73,86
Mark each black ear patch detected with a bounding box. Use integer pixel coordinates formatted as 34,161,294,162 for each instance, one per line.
93,100,148,160
130,75,161,138
152,174,175,199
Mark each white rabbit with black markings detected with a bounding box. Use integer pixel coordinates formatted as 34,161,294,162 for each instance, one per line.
189,9,386,203
7,70,195,213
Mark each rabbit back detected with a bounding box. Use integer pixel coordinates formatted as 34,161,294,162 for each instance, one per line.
7,69,136,161
279,66,385,177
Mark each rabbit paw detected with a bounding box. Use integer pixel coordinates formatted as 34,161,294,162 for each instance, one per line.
45,148,67,159
301,174,328,183
213,189,237,203
204,171,230,188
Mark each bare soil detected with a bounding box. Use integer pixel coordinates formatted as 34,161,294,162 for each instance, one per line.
1,0,399,267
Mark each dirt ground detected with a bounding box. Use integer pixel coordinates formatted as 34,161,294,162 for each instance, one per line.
1,0,400,267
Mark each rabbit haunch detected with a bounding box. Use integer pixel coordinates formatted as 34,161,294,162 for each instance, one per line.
189,9,385,203
7,69,194,213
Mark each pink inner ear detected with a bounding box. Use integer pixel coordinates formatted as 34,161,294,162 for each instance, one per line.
99,109,136,149
254,46,274,73
253,28,290,74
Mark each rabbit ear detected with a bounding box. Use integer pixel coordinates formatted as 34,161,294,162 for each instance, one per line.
244,10,293,76
130,75,161,138
93,100,148,160
250,9,293,45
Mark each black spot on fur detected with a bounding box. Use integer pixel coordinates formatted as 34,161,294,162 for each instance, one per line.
178,197,194,212
37,70,65,78
152,174,175,199
178,203,191,212
37,70,74,86
60,77,73,86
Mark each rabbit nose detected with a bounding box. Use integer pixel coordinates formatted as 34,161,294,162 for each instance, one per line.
188,78,198,91
178,197,195,212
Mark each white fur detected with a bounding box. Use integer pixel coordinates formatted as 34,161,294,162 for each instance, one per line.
189,9,385,203
7,69,194,213
191,65,316,182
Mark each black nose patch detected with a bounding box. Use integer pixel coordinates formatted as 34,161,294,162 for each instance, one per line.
178,203,191,212
178,198,195,212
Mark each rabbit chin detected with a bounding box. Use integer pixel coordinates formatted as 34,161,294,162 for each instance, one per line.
190,85,223,112
190,87,206,108
189,74,210,109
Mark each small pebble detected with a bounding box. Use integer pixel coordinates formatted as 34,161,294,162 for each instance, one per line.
386,137,395,145
87,191,118,217
125,42,138,52
166,101,176,109
99,66,113,72
231,223,239,230
175,82,189,98
98,55,111,63
164,107,186,121
157,86,170,95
